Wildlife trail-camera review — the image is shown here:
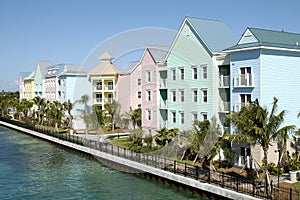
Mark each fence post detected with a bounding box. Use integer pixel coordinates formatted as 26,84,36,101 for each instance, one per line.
184,163,187,177
174,160,176,174
290,188,292,200
195,166,198,180
236,176,239,192
252,179,255,196
164,158,166,170
222,172,224,187
208,169,211,183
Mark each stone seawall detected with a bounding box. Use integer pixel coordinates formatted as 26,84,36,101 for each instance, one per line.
0,121,260,200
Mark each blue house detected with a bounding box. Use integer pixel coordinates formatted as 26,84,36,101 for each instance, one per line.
225,28,300,131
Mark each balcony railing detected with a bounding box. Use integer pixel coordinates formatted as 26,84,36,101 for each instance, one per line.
160,100,167,109
233,73,255,87
219,75,230,87
95,85,102,90
160,79,167,88
95,98,102,103
233,102,250,112
160,121,168,128
219,101,230,112
107,85,113,90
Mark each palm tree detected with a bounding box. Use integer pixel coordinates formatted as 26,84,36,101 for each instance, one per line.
75,94,90,115
33,96,46,123
231,98,294,168
63,100,73,128
104,100,120,131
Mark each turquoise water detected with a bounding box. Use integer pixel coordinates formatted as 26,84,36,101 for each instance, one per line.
0,126,200,200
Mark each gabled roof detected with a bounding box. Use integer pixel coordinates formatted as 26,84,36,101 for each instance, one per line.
36,61,51,76
24,70,35,80
45,64,65,78
59,64,87,76
225,28,300,52
19,72,31,79
186,17,237,53
147,45,170,62
121,61,139,75
89,52,121,75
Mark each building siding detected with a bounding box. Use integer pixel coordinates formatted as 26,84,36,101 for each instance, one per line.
166,21,214,130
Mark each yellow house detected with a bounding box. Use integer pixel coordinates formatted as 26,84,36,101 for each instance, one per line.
23,71,35,100
89,52,121,110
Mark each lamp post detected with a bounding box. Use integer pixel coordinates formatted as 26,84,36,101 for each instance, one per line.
275,149,281,187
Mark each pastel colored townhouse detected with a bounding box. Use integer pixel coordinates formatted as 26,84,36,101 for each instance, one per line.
23,70,35,100
162,17,236,131
117,61,141,117
140,45,170,135
224,27,300,167
44,64,65,102
33,61,52,98
89,52,121,110
57,64,89,116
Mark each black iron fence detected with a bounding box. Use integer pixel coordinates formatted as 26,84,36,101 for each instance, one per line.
1,117,299,200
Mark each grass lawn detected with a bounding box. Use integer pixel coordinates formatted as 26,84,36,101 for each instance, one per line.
110,137,132,149
293,181,300,191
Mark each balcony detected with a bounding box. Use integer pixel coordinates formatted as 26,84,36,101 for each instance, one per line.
160,100,167,109
233,102,250,112
160,79,167,89
160,121,168,128
94,85,102,91
94,98,103,104
233,73,255,88
107,85,113,90
219,101,230,113
219,75,230,88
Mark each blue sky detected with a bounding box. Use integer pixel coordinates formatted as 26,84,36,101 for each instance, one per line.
1,0,300,91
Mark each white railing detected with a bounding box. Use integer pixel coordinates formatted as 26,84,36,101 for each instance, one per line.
219,101,230,112
233,73,255,87
219,75,230,87
233,102,251,112
95,85,102,91
107,85,113,90
160,100,167,109
160,79,167,88
95,98,102,103
160,121,168,128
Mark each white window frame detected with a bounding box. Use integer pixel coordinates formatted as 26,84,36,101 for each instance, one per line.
180,90,184,102
146,70,151,82
180,112,184,124
171,90,176,102
171,111,176,123
202,112,208,120
137,78,141,86
146,109,151,121
137,91,142,99
192,65,198,80
202,89,208,103
179,68,184,80
192,89,198,102
192,112,198,122
171,68,176,81
146,90,152,102
202,64,207,79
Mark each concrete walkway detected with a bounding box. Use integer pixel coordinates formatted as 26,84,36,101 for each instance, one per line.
74,132,131,142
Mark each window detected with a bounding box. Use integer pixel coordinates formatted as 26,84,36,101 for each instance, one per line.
180,68,184,80
202,89,208,103
96,93,102,102
171,111,176,123
96,81,102,90
193,90,198,102
172,90,176,102
137,78,141,86
192,112,198,122
240,94,251,108
137,91,141,99
202,113,208,120
108,93,113,101
180,112,184,124
202,65,207,79
108,82,113,90
240,67,251,86
180,90,184,102
193,67,198,80
138,104,141,109
171,69,176,81
146,71,151,82
147,109,151,121
147,90,152,101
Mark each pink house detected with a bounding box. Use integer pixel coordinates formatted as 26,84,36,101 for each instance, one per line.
140,46,169,136
44,64,65,102
117,61,142,118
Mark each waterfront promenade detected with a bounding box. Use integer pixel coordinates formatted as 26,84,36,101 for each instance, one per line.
0,118,297,200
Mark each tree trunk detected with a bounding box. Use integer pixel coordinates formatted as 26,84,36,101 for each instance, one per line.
181,149,187,161
193,154,198,165
263,146,270,192
281,138,287,167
